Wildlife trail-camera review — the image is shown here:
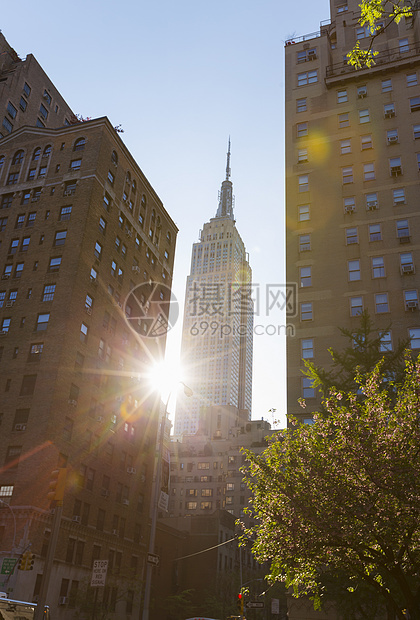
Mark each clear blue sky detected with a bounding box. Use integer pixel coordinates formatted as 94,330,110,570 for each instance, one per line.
3,0,330,428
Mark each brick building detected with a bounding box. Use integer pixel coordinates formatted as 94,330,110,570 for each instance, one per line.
0,35,178,619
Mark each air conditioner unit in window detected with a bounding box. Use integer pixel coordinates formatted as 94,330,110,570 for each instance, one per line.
32,346,42,354
59,597,68,606
367,201,378,210
127,467,136,474
5,300,15,307
14,423,26,431
344,205,355,214
1,274,10,280
72,515,81,523
399,234,410,243
101,489,109,497
358,89,367,98
391,166,402,175
308,50,317,60
385,111,395,118
0,331,8,336
122,499,130,506
31,196,40,202
126,230,132,237
68,399,77,406
132,266,140,273
406,300,418,310
402,263,415,274
85,307,92,315
388,135,398,144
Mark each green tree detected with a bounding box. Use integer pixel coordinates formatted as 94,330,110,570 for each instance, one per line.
303,311,408,402
348,0,414,68
242,357,420,620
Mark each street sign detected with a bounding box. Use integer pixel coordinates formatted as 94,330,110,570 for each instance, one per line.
246,601,265,609
147,553,160,566
90,559,108,587
271,598,280,614
1,559,17,575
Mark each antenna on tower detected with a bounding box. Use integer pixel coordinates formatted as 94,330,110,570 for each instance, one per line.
226,136,231,181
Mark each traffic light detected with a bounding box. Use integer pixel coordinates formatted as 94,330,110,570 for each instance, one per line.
18,551,29,570
237,592,244,614
47,468,67,503
26,553,34,570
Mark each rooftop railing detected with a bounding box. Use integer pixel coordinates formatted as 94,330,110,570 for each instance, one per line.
326,42,420,78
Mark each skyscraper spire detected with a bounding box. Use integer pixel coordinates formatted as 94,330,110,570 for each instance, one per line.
216,138,234,219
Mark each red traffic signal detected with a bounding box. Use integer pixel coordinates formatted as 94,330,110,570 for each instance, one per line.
237,592,244,613
47,468,67,502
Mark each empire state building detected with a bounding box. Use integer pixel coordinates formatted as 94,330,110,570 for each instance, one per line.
174,141,253,436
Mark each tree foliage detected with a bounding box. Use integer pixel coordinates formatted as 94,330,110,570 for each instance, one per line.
347,0,414,68
303,311,408,402
242,357,420,620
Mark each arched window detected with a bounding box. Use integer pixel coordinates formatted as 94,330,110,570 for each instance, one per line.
141,194,147,209
156,216,161,229
111,150,118,165
126,171,131,184
33,147,41,161
166,231,172,244
73,137,86,151
0,155,5,171
12,150,24,166
151,209,156,224
43,145,52,158
131,180,136,193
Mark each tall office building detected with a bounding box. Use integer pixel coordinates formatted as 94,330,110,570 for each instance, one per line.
286,0,420,422
0,34,178,619
174,142,253,436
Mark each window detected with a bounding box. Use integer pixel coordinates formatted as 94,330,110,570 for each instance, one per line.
54,231,67,246
48,257,62,272
94,242,102,260
359,109,370,123
74,137,86,151
337,89,347,103
300,266,311,287
302,377,315,398
346,227,358,244
386,128,398,145
7,172,19,185
12,150,24,165
375,293,389,313
382,79,392,92
299,234,310,251
357,85,367,98
348,259,361,281
297,97,307,113
27,213,36,227
297,49,317,63
407,73,417,87
300,302,313,321
342,166,353,184
361,134,372,149
399,38,409,53
39,104,48,120
301,338,314,359
350,296,363,316
80,323,88,343
409,328,420,349
400,252,414,274
372,256,385,278
369,223,382,241
338,113,349,128
297,70,318,86
107,171,114,185
0,217,7,231
20,237,30,252
70,159,81,171
364,163,375,180
59,206,72,221
2,118,12,134
392,188,405,205
14,263,24,278
36,313,50,331
405,290,419,309
390,156,402,175
99,217,106,234
1,195,13,210
384,103,396,117
36,119,45,128
42,284,56,302
341,139,351,154
344,197,355,213
298,175,308,192
5,446,22,467
297,122,308,137
9,239,19,254
397,219,410,240
413,125,420,140
1,318,11,333
298,205,310,221
23,82,31,97
366,192,378,208
103,193,111,211
410,97,420,112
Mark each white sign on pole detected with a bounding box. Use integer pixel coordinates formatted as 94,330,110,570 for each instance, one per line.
271,598,280,614
91,560,108,587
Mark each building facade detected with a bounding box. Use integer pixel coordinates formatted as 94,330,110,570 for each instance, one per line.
175,142,253,436
0,36,178,619
286,0,420,421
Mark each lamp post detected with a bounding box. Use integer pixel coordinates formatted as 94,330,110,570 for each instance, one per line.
142,382,192,620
